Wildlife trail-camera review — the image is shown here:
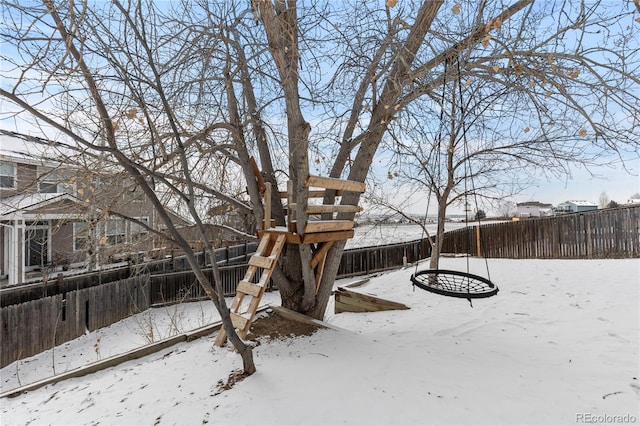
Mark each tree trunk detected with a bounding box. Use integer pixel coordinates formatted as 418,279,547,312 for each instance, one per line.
259,0,445,320
430,199,448,270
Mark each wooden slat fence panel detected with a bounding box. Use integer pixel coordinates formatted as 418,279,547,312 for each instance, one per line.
1,240,259,307
336,239,431,278
441,205,639,259
1,295,61,368
1,276,149,368
148,263,266,305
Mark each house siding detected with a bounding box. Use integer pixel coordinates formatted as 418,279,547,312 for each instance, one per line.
51,221,83,266
2,131,191,284
16,163,37,196
1,163,37,199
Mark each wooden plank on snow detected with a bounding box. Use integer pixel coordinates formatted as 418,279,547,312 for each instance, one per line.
334,287,410,314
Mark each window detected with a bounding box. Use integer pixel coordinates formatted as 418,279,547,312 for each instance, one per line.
38,167,73,194
105,219,126,245
130,217,149,243
39,181,58,193
73,222,90,251
25,222,49,268
0,162,15,189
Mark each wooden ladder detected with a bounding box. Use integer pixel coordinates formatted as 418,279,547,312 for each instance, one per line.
214,231,286,347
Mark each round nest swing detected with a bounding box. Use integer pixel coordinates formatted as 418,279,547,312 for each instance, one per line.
410,269,498,299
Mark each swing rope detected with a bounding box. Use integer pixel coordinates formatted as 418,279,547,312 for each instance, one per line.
411,55,498,301
456,57,492,284
414,58,449,278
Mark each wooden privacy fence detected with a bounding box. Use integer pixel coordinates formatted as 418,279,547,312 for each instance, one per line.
149,264,263,306
1,267,135,308
149,237,430,303
1,265,267,367
1,275,149,368
337,238,431,278
442,205,640,259
1,242,429,368
1,240,259,307
2,205,638,368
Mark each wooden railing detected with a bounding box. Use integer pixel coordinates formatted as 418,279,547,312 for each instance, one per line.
261,174,365,244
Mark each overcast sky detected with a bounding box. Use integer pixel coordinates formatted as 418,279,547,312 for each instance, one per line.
522,163,639,207
374,156,639,217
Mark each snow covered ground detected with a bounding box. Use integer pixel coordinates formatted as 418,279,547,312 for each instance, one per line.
2,255,638,425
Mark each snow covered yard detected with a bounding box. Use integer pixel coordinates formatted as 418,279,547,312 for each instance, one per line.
2,257,638,425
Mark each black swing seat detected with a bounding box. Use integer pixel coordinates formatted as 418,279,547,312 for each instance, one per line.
411,269,498,299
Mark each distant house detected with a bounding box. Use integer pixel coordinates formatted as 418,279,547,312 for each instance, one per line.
515,201,553,218
0,130,190,285
553,200,598,214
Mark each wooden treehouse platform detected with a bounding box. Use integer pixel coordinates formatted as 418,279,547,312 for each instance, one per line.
215,167,365,347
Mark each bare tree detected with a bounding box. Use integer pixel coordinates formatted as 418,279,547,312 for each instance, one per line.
2,1,638,364
354,1,640,268
599,191,610,209
2,0,257,374
495,200,517,219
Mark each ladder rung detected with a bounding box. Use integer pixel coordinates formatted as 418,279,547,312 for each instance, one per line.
237,280,263,297
230,312,250,330
249,255,274,269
